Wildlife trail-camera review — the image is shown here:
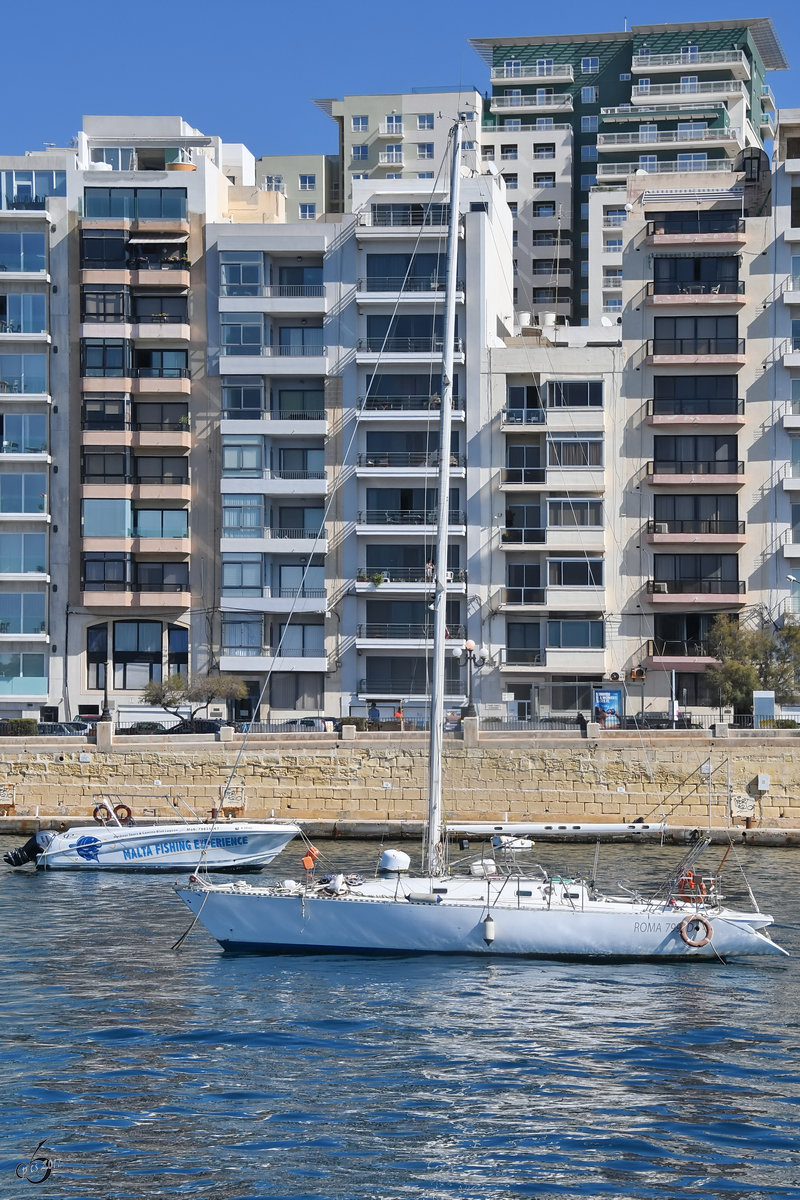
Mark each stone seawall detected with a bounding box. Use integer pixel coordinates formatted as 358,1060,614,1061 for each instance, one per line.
0,732,798,828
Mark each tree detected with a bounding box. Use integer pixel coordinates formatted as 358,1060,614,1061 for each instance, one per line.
141,673,247,728
704,612,800,710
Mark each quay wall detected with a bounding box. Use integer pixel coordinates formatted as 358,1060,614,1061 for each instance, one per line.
0,732,799,828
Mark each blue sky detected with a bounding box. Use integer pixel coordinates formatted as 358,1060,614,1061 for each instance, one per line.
3,0,799,158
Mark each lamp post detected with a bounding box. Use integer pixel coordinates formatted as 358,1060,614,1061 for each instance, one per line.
453,638,489,718
100,658,112,723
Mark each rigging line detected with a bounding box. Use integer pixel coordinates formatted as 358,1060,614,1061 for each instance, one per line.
194,140,462,875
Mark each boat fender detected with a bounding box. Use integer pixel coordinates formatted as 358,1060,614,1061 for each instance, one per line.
93,804,111,824
680,916,713,948
114,803,133,825
482,914,495,945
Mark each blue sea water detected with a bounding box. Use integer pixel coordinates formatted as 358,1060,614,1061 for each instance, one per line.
1,836,799,1200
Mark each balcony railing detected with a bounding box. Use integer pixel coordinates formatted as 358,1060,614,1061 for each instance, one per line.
645,638,713,657
501,467,547,484
504,648,545,665
356,623,465,639
646,460,744,476
647,397,744,417
598,129,740,147
126,257,189,271
358,676,465,696
492,94,573,111
648,338,745,355
646,519,745,535
597,160,734,178
647,216,745,236
631,79,747,99
378,152,404,166
262,344,326,357
219,284,325,298
503,587,546,605
501,407,545,425
357,452,465,468
277,587,326,599
274,527,326,540
602,275,623,289
490,64,574,82
134,366,189,379
357,508,465,525
631,50,749,70
358,276,464,293
647,579,745,595
359,394,461,413
356,566,466,584
647,280,744,297
501,527,546,543
357,337,462,354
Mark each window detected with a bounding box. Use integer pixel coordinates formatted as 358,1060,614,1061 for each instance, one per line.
534,118,553,129
82,450,127,483
581,116,599,133
82,498,130,537
417,143,434,159
352,116,368,132
547,619,604,648
417,173,434,179
299,174,316,191
580,232,589,248
0,652,45,691
581,145,598,161
503,59,522,78
580,259,589,274
133,560,188,593
222,377,264,419
80,285,126,323
221,312,263,355
80,338,129,378
581,56,599,73
680,44,699,61
501,144,518,161
580,175,597,189
222,436,264,477
385,115,402,133
619,72,631,81
0,293,46,334
533,143,555,159
222,553,264,596
384,144,403,163
581,203,589,220
581,87,599,104
352,173,369,181
386,173,402,180
0,593,46,635
0,168,65,211
223,494,264,535
533,202,555,218
222,613,264,655
90,147,134,171
133,455,187,484
547,436,603,467
277,387,324,418
677,121,708,138
352,145,369,161
533,173,555,188
512,231,518,248
80,229,127,270
534,58,554,75
82,552,129,592
652,315,739,354
0,473,46,513
133,508,188,538
299,203,316,220
638,155,658,171
483,146,495,161
548,497,603,526
548,558,603,586
676,154,708,169
507,202,517,217
0,231,46,273
580,290,589,306
506,623,541,665
0,532,46,573
269,672,324,711
133,348,187,378
417,113,434,130
220,250,263,296
113,620,163,688
84,187,187,220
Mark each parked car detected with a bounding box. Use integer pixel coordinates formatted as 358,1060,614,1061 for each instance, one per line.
168,719,228,734
37,721,90,736
624,712,693,730
117,721,174,735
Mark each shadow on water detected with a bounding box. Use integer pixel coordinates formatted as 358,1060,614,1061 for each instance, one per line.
1,837,799,1198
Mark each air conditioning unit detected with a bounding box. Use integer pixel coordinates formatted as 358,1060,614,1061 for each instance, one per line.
608,671,621,681
630,667,647,681
652,582,668,594
653,523,668,534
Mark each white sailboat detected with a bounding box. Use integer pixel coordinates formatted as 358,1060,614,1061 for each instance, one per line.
176,119,787,961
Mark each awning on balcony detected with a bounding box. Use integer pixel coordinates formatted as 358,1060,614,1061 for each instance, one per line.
127,234,189,245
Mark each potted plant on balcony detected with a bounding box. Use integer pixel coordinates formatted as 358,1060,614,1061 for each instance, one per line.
370,572,385,587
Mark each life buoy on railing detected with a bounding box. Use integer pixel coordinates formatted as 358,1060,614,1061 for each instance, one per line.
114,803,133,825
93,804,111,824
680,916,713,948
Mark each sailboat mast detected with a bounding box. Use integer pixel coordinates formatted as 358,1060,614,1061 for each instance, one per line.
427,116,465,877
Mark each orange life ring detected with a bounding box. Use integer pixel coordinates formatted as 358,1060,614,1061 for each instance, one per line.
93,804,111,823
678,871,707,901
114,803,133,825
680,916,713,948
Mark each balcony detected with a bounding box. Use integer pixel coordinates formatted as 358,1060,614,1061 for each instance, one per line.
645,338,746,365
356,622,465,643
643,638,719,672
645,216,746,246
490,64,574,83
630,50,751,79
646,397,745,425
356,508,465,531
645,519,746,545
646,579,746,606
378,152,404,166
645,282,746,310
500,465,605,493
501,407,545,426
358,394,464,419
356,337,464,364
356,676,465,699
630,79,748,103
356,276,464,300
490,93,573,114
597,128,740,151
597,160,734,180
355,566,466,588
219,647,328,672
646,460,745,486
602,275,622,290
356,452,465,473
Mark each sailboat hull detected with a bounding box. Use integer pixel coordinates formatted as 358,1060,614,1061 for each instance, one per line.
176,878,787,960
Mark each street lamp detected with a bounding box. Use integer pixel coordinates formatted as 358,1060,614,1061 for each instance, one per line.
100,658,112,723
452,638,490,718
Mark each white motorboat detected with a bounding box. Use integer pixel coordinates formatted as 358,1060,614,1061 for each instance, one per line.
176,119,787,963
4,794,300,872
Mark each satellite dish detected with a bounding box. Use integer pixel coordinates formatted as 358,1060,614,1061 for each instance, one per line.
486,162,499,176
600,316,614,326
624,202,634,211
635,168,649,176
